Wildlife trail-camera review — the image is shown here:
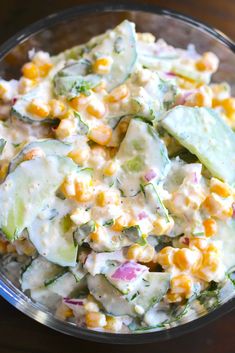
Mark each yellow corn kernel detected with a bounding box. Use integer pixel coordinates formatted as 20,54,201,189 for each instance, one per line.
27,99,50,118
55,303,73,320
203,218,217,237
196,52,219,72
189,237,208,251
88,125,112,146
185,87,212,108
137,32,156,43
153,216,174,236
23,147,45,161
170,274,193,298
84,297,100,313
70,207,90,225
85,312,107,328
74,181,93,202
38,62,53,77
0,84,7,99
107,84,129,103
91,145,109,159
138,244,155,263
104,316,122,332
68,148,89,165
157,246,175,268
86,99,106,119
112,214,132,232
222,97,235,116
103,160,117,176
60,175,76,198
96,191,119,207
18,77,36,94
92,57,113,75
173,248,197,271
55,119,76,139
196,252,219,281
127,244,142,261
0,161,9,181
49,99,67,118
203,193,232,220
90,226,104,243
165,291,183,303
69,94,89,111
22,62,40,80
210,178,231,198
92,80,107,93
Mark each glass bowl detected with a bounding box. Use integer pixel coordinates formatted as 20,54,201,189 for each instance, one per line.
0,2,235,344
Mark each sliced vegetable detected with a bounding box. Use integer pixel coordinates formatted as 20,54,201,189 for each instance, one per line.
214,219,235,271
0,138,6,156
88,20,137,91
116,119,170,196
0,155,77,240
28,197,78,267
142,183,170,221
9,139,72,172
21,256,62,291
161,106,235,185
11,81,53,123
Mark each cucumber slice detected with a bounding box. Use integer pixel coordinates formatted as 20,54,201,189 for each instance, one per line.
0,138,6,156
28,197,78,267
46,271,81,297
131,272,170,311
142,183,170,221
161,106,235,185
84,250,125,276
30,288,61,310
21,256,62,291
88,20,137,92
87,274,135,316
116,119,170,196
0,155,77,240
9,139,72,173
11,81,53,123
214,219,235,271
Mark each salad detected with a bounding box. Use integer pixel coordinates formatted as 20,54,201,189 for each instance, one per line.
0,20,234,333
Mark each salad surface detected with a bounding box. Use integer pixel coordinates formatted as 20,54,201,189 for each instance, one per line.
0,20,235,333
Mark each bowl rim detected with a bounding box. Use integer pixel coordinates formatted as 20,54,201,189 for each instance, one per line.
0,1,235,344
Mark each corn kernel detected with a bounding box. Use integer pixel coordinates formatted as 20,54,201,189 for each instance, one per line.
23,147,45,161
27,99,50,118
92,57,113,75
170,274,193,298
153,216,174,236
55,118,76,139
22,62,40,80
75,180,93,202
96,191,119,207
196,252,220,281
196,52,219,72
127,244,142,261
137,32,156,43
203,193,232,220
88,125,112,146
166,291,183,303
112,214,132,232
49,99,67,118
173,248,199,271
84,298,100,313
103,160,117,176
18,77,36,94
92,81,107,93
68,148,90,165
157,246,175,268
38,62,53,77
86,99,106,119
0,84,7,99
69,94,89,111
56,303,73,320
85,312,107,328
189,237,208,251
60,175,76,198
210,178,231,198
222,97,235,116
104,316,122,332
70,208,90,225
107,84,129,103
138,244,155,263
185,86,212,108
203,218,217,237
